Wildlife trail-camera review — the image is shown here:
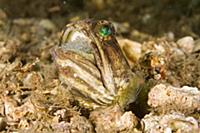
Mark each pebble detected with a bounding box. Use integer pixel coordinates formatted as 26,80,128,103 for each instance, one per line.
117,38,142,67
176,36,194,54
39,19,56,32
193,39,200,52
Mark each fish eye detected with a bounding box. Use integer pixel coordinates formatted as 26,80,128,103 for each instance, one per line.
99,25,112,37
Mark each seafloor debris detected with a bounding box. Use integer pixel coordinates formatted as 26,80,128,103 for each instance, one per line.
148,84,200,114
0,39,21,63
141,112,199,133
89,104,139,133
51,110,94,133
123,37,200,88
0,6,199,132
176,36,194,54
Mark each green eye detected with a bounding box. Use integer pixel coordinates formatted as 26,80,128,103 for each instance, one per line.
99,26,112,37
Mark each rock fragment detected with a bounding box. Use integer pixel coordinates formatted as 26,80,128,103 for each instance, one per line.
89,105,138,133
176,36,194,54
141,112,199,133
148,84,200,114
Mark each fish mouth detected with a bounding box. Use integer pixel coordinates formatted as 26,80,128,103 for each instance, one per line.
60,29,95,62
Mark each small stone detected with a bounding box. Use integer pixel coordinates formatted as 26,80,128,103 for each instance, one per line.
142,14,151,24
193,39,200,52
176,36,194,54
90,104,138,133
118,38,142,67
39,19,56,32
164,31,175,41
